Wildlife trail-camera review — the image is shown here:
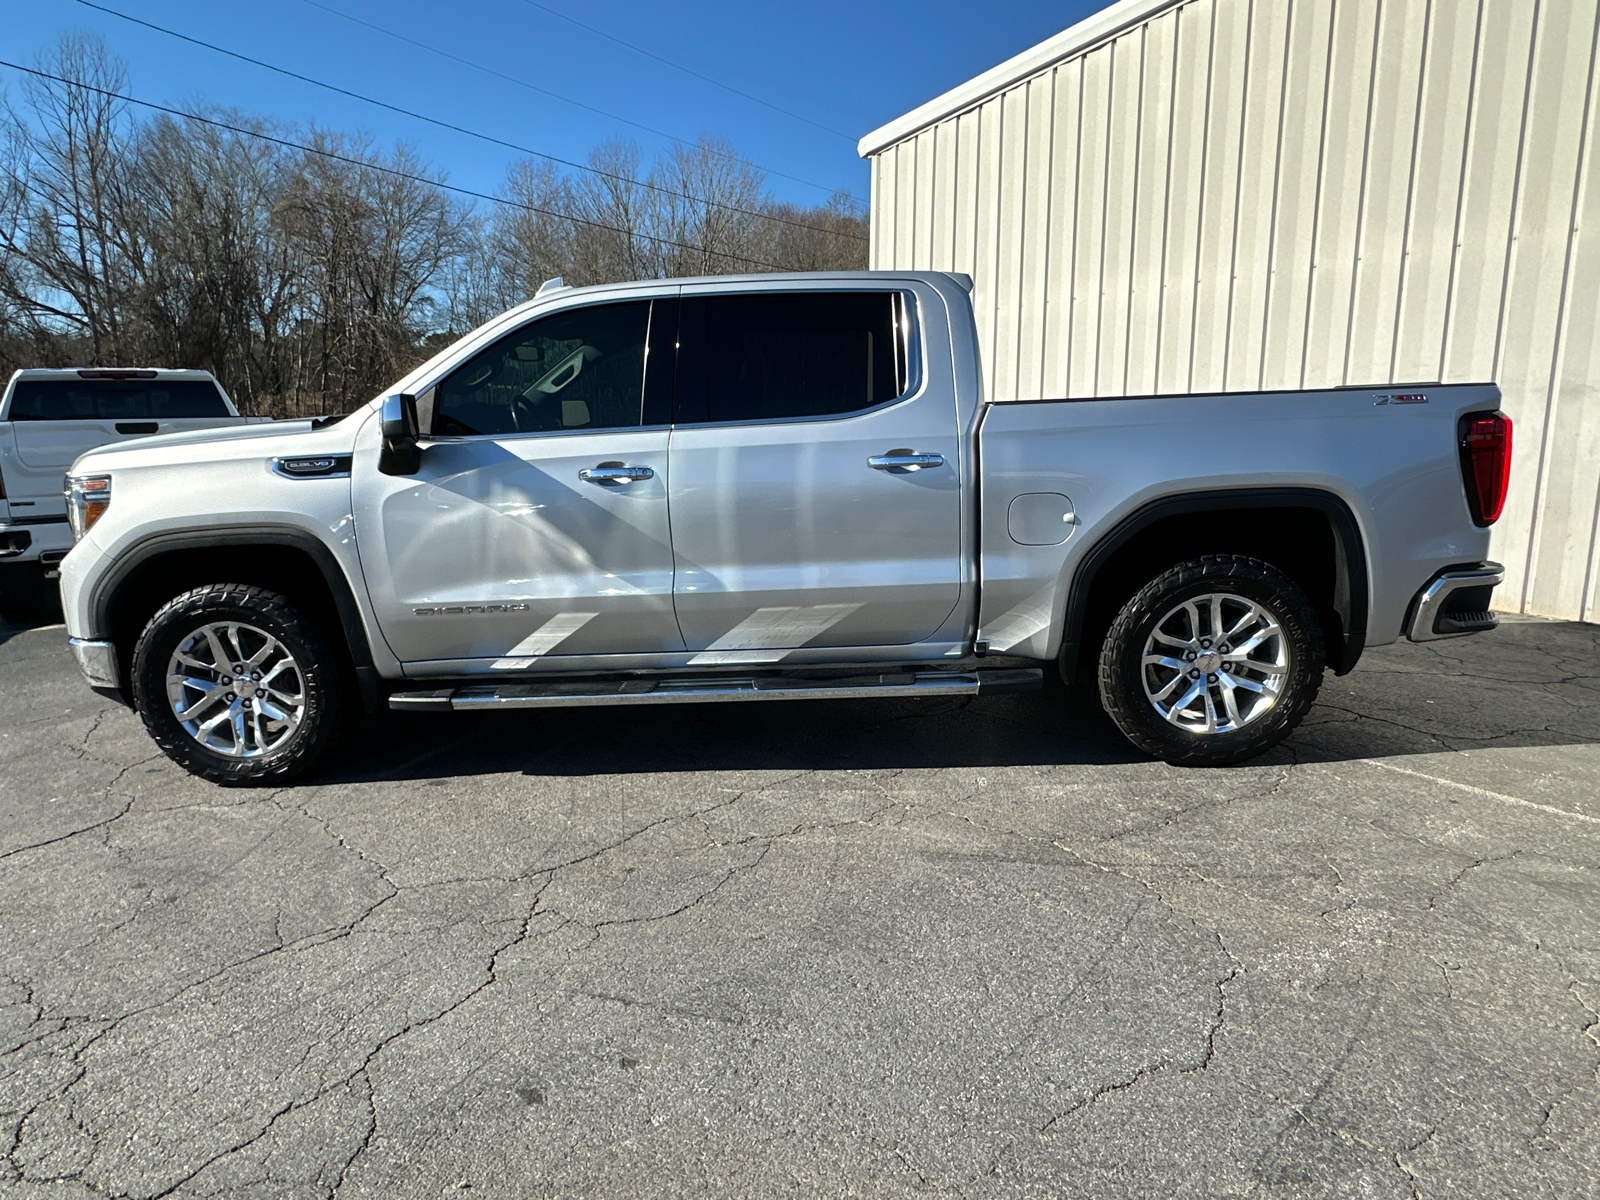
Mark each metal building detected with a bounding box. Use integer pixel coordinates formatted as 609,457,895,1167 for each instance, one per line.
861,0,1600,624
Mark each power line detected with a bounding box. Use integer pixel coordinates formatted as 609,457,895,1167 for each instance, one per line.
297,0,865,204
71,0,867,242
0,59,792,272
516,0,856,142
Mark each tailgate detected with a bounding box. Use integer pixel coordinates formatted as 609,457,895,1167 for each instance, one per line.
11,416,250,471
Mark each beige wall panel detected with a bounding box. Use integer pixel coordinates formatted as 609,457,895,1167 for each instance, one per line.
876,139,894,267
1260,0,1338,391
1125,11,1180,396
952,111,981,284
913,131,937,269
1096,32,1146,396
1042,62,1084,397
1017,75,1058,399
1521,1,1600,618
897,140,920,269
1190,0,1253,393
1301,0,1382,387
1069,46,1114,395
869,154,885,269
1440,1,1537,384
1156,0,1216,393
992,90,1031,402
1536,105,1600,621
1391,0,1479,385
1224,0,1292,391
1344,0,1431,385
1495,0,1596,613
972,99,1005,400
930,121,958,272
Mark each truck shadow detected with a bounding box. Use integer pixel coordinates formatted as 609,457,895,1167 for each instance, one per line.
0,613,63,649
324,618,1600,782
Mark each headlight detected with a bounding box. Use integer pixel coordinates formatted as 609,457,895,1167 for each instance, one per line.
66,474,111,541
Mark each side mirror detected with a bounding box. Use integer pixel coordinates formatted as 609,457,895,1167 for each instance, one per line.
378,393,422,476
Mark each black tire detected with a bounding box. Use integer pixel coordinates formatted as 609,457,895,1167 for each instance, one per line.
0,563,62,626
131,583,354,785
1098,555,1324,767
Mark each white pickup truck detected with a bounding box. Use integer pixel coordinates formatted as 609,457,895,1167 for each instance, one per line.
0,368,263,622
55,272,1510,783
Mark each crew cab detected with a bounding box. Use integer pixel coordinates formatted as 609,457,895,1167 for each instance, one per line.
0,368,264,622
55,272,1511,783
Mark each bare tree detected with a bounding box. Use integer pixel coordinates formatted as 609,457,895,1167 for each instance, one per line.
0,34,145,364
567,140,654,286
0,35,869,413
489,158,576,304
649,136,766,277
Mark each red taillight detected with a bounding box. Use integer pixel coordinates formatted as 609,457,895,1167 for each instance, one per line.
1458,412,1512,526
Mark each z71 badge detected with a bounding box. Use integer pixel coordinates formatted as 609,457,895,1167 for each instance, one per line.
1373,393,1429,405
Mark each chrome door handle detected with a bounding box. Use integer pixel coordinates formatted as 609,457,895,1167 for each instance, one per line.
579,462,655,485
868,450,945,471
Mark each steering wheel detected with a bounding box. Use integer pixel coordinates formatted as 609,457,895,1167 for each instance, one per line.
511,393,544,432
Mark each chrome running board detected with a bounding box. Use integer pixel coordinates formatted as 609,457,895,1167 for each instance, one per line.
388,667,1042,712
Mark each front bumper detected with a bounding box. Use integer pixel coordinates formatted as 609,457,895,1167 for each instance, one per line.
1406,561,1504,642
69,637,120,689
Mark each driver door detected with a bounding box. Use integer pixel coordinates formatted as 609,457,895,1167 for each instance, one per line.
352,297,685,670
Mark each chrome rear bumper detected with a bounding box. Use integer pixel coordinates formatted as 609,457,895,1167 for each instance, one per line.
1406,562,1504,642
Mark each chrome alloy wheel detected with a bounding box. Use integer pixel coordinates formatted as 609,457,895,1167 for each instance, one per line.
1141,592,1289,735
165,621,306,758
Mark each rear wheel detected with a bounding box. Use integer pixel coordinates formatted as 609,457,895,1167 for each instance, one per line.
131,584,353,785
1098,555,1324,766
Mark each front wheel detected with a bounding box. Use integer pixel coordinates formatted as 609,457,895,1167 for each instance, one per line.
1098,555,1325,766
131,584,353,785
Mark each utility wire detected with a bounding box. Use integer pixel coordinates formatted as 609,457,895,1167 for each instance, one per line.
297,0,864,203
516,0,856,142
72,0,866,241
0,59,791,272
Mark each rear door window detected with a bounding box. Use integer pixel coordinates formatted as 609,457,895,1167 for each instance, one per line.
7,379,231,420
674,292,912,424
433,301,653,436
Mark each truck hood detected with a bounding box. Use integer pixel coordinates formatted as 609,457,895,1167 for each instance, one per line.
69,410,368,474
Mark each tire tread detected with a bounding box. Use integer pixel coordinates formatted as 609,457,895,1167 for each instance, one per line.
1097,554,1324,767
131,583,353,785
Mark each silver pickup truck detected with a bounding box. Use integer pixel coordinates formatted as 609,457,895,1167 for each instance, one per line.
0,367,263,622
56,272,1510,784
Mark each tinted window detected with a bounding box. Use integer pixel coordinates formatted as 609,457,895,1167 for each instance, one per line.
676,292,910,424
7,379,230,420
434,301,651,436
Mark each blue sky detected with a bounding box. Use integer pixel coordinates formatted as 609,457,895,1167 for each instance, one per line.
2,0,1105,209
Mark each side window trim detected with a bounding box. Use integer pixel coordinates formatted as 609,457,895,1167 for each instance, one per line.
671,289,923,429
423,298,663,439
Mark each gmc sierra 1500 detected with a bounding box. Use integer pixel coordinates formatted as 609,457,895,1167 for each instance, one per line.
55,272,1509,782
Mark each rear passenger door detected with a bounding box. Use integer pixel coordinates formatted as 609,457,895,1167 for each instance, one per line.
666,287,962,660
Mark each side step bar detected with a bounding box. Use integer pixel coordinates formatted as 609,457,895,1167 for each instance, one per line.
389,667,1043,713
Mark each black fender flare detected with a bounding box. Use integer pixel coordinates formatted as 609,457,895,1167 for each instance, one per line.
91,525,380,712
1057,487,1370,681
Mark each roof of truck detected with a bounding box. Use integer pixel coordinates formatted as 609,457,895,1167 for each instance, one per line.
5,368,221,381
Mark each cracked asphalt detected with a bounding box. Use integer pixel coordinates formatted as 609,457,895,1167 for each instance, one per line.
2,614,1598,1199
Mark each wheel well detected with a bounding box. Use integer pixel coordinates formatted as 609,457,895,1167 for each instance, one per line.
103,543,361,701
1065,499,1366,683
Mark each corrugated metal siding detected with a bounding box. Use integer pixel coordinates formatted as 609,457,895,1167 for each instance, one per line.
870,0,1600,623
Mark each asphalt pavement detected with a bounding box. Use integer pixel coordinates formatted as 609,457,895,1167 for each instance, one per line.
1,615,1597,1199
